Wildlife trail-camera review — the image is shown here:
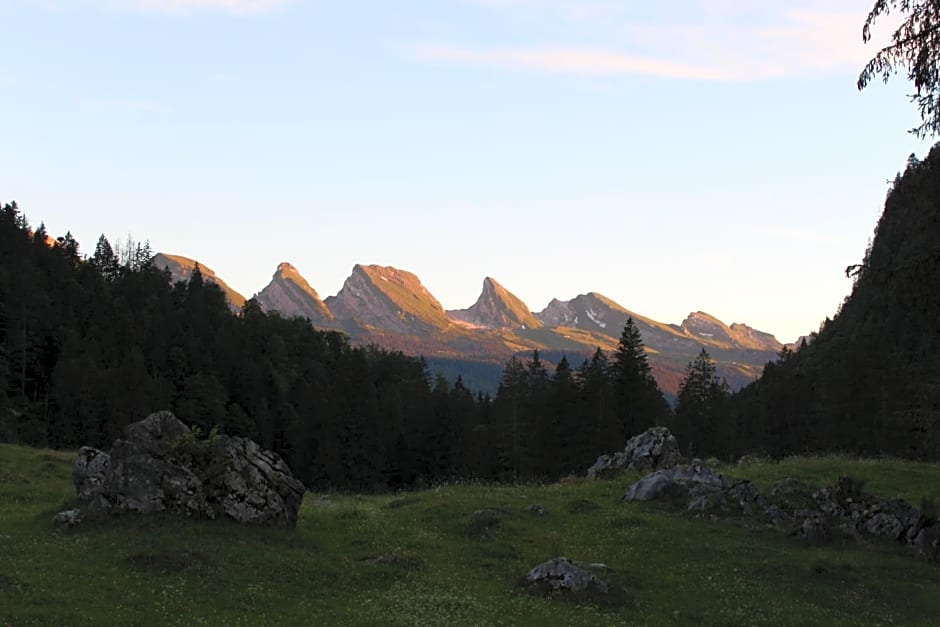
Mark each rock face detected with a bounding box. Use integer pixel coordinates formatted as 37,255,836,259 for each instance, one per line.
622,464,940,561
587,426,680,478
523,558,609,595
60,411,304,528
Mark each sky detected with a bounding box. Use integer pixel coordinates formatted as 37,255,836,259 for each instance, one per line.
0,0,933,343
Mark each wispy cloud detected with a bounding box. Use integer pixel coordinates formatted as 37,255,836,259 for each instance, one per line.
425,2,900,81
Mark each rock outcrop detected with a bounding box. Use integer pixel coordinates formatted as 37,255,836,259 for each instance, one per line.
58,411,304,529
622,458,726,501
622,462,940,561
587,426,680,478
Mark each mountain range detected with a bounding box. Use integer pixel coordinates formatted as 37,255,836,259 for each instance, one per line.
153,255,788,395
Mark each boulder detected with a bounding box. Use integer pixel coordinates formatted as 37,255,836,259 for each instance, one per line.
687,480,765,517
861,498,925,543
73,446,111,501
103,433,213,518
63,411,304,528
200,436,305,527
587,426,680,478
623,459,726,502
912,525,940,561
52,509,83,530
523,557,609,595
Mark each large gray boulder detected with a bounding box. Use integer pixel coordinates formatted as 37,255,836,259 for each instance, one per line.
587,426,680,478
623,459,726,501
60,411,304,528
73,446,111,500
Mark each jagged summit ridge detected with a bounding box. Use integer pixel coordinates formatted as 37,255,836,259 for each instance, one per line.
679,312,781,352
150,254,788,394
447,277,542,330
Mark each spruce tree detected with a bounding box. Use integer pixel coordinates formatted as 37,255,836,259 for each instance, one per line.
609,318,670,437
674,349,730,457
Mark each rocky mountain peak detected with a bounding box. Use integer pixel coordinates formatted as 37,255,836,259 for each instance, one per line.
256,261,332,324
325,264,453,334
276,261,299,275
448,277,541,330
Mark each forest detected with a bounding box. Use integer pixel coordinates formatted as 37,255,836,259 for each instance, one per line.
1,143,939,490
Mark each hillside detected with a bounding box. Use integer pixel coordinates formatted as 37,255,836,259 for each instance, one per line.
2,443,940,625
734,145,940,459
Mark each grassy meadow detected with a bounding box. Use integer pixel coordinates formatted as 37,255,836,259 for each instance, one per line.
2,443,940,626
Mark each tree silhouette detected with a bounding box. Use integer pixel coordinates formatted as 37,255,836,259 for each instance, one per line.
858,0,940,137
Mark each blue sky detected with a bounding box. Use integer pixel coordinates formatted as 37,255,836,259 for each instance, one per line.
1,0,932,342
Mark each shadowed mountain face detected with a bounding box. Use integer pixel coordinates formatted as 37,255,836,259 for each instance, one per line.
256,262,333,325
448,277,542,330
152,253,246,311
158,256,785,395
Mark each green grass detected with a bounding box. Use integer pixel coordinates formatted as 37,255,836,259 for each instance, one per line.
2,444,940,625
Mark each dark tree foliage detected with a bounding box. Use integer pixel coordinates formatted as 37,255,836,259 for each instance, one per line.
858,0,940,137
608,317,671,437
728,144,940,461
672,349,731,458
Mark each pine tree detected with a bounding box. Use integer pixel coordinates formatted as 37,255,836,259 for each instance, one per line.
91,235,121,281
577,348,617,459
674,349,730,457
548,355,584,476
609,318,670,437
